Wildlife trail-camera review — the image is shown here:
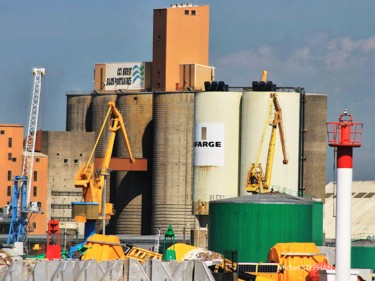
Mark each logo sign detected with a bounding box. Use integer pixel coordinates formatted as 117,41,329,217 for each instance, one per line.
194,123,225,166
105,62,145,90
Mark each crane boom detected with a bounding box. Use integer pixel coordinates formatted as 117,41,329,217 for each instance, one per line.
24,68,45,205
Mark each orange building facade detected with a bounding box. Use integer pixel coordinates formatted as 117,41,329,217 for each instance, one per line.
0,124,48,235
152,4,213,91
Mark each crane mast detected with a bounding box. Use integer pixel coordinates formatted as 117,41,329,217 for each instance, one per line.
23,68,46,205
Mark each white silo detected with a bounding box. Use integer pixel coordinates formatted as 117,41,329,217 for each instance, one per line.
193,91,242,215
239,90,301,196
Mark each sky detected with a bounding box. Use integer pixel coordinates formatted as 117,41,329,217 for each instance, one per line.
1,0,375,182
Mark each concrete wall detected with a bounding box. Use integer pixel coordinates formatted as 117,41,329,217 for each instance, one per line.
40,131,95,223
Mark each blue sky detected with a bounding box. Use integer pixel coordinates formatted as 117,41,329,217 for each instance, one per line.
1,1,375,181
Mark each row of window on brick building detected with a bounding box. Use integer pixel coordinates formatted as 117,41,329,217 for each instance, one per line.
6,185,38,197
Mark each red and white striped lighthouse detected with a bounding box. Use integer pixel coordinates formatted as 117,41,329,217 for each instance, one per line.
327,109,363,280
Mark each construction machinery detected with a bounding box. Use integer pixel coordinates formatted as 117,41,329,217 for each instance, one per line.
171,242,332,281
246,92,288,193
7,68,45,245
236,243,330,281
72,101,135,238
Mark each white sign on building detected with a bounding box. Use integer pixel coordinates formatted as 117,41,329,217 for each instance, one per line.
194,123,225,166
105,62,146,90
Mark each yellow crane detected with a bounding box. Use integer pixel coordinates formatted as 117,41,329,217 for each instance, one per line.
73,101,135,236
246,92,288,193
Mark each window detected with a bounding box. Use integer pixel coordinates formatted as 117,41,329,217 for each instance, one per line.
33,186,37,197
80,153,83,157
32,222,37,230
7,186,11,197
201,127,207,140
0,130,4,134
8,138,12,148
12,158,16,162
64,159,68,164
8,153,12,160
36,158,40,163
7,171,12,181
192,10,196,15
184,10,189,15
33,171,38,182
74,159,79,165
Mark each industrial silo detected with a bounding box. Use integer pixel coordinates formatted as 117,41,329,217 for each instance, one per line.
66,94,92,132
152,92,195,235
193,91,242,232
303,94,327,200
208,194,318,262
239,91,301,196
110,93,153,235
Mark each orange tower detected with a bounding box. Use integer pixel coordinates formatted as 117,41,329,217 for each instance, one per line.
152,4,211,91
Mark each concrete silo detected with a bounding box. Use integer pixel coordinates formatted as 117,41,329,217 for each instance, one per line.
193,91,242,246
66,94,92,132
152,92,195,235
240,90,301,196
110,93,153,235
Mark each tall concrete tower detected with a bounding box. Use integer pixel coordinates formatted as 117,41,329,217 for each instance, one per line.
152,4,210,91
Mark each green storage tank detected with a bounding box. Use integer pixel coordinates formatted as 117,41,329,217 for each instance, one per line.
209,194,321,262
312,200,324,246
351,246,375,270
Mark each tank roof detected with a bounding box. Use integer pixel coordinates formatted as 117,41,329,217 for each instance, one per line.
210,193,313,205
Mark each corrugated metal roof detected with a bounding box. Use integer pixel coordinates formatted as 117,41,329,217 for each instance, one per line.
324,181,375,240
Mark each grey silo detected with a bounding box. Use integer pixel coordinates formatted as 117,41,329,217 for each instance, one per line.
110,93,153,235
66,95,92,132
152,92,195,235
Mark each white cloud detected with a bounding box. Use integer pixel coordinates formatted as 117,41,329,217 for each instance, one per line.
213,33,375,180
213,33,375,86
361,36,375,52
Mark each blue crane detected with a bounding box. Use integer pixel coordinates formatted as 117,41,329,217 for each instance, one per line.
7,68,45,245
